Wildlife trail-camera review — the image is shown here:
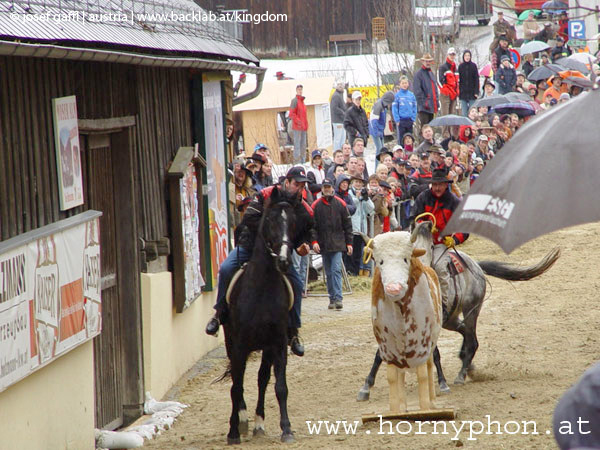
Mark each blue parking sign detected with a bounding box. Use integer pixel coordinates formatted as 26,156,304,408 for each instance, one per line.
568,20,585,39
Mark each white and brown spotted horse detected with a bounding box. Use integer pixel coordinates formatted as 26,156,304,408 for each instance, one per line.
358,221,561,401
369,231,443,411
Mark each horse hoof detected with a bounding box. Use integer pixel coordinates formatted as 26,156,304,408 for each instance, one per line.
439,382,451,394
239,419,249,436
467,364,476,376
281,433,295,443
454,376,465,385
357,389,370,402
227,437,241,445
253,428,266,437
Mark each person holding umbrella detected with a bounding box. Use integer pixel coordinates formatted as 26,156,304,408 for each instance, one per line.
544,75,566,101
551,37,571,62
409,168,469,309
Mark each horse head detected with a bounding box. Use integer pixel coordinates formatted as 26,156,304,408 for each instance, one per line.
410,219,435,266
261,188,297,273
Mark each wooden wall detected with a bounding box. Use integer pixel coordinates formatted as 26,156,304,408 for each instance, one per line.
197,0,374,57
0,56,191,244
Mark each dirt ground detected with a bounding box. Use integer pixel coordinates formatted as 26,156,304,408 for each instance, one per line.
143,223,600,449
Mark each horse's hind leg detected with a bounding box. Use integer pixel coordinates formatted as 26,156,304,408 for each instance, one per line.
254,351,272,437
227,351,248,445
273,347,294,443
455,310,481,385
433,346,450,393
357,350,383,401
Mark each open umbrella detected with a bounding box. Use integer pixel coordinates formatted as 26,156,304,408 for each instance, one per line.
491,101,537,117
541,0,567,12
556,57,590,74
479,62,492,77
562,76,595,89
444,88,600,253
519,40,550,56
429,114,475,127
472,95,510,109
517,9,541,25
568,53,597,64
504,92,532,102
527,64,565,81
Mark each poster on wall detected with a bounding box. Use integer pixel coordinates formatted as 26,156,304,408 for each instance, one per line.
315,103,333,149
180,162,205,306
203,81,229,287
0,213,101,393
52,95,84,210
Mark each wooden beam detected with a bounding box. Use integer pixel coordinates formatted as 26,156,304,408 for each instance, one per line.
78,116,136,133
362,408,456,423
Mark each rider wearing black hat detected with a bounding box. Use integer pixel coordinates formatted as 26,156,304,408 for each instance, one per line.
410,168,469,308
206,166,316,357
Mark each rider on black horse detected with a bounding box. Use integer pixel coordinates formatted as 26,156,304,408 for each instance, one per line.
410,168,469,310
206,166,315,357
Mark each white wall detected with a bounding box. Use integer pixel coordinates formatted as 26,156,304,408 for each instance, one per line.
0,341,95,450
141,272,222,400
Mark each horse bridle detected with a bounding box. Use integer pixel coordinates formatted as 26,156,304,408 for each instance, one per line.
258,203,293,266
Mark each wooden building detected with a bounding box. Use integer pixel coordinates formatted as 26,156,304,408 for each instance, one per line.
197,0,375,57
0,1,264,448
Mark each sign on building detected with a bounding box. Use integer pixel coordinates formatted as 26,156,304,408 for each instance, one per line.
568,20,585,40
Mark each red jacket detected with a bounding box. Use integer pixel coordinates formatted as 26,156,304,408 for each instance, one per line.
439,58,459,100
290,95,308,131
411,188,468,245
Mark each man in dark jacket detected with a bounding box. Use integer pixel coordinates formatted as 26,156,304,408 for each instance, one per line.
492,36,512,74
330,81,347,151
335,174,356,216
205,166,315,357
413,53,439,132
439,48,459,118
551,37,571,62
458,49,479,116
290,84,308,164
344,90,369,147
311,179,353,310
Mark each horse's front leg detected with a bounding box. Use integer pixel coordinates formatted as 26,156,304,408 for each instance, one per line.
357,349,383,401
254,350,273,436
273,346,294,443
455,317,479,385
227,350,248,445
433,346,450,393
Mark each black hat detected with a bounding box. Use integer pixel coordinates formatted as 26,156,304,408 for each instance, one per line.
350,174,366,183
445,151,453,158
430,169,451,183
286,166,310,182
322,178,334,187
250,152,266,164
427,144,444,155
376,150,393,161
499,35,508,42
420,152,429,160
379,180,392,190
393,157,404,164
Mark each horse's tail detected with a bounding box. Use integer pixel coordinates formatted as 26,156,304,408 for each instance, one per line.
211,363,231,384
478,247,561,281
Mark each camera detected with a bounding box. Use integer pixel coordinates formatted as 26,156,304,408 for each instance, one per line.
360,187,369,199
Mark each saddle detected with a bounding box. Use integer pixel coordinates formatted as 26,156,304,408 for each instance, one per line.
225,264,294,311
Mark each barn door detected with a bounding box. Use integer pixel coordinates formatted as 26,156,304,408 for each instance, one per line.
84,128,143,430
86,133,123,430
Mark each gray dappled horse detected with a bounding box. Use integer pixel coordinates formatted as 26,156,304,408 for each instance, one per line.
357,220,561,400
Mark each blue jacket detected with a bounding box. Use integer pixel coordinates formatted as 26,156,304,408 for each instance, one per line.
392,89,417,122
368,91,395,138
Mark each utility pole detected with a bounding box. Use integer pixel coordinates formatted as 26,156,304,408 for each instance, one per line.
372,17,386,97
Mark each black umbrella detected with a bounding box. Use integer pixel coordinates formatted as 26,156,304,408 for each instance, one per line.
527,64,566,81
491,101,537,117
555,57,590,74
472,95,510,109
444,88,600,253
429,114,475,127
562,76,594,90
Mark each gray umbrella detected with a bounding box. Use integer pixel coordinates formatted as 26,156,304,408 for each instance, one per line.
504,92,532,102
519,40,550,56
527,64,566,81
472,95,510,109
555,57,590,74
429,114,475,127
444,87,600,253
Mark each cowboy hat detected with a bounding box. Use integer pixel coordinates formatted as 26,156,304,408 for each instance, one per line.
430,169,451,183
420,53,434,61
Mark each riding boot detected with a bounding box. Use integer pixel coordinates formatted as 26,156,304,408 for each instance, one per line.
288,327,304,357
205,307,228,336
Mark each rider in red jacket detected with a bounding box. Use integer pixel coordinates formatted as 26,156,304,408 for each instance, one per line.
410,169,469,308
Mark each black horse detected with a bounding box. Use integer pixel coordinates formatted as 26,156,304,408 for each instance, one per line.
357,221,561,401
223,188,299,445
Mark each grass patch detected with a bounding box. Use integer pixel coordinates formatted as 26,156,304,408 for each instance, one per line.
307,275,373,294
